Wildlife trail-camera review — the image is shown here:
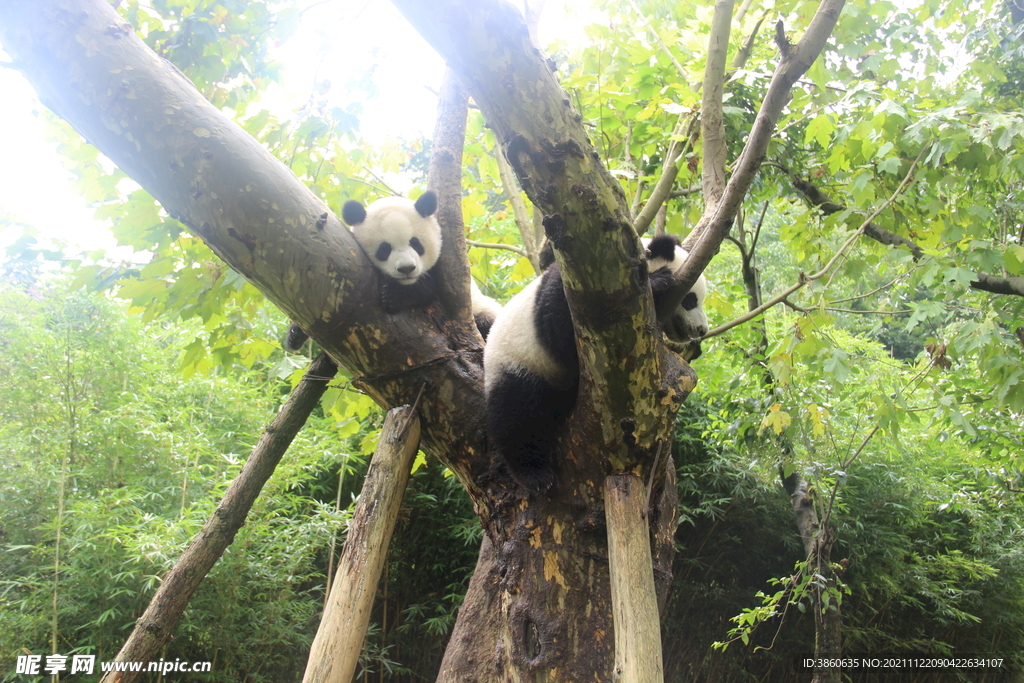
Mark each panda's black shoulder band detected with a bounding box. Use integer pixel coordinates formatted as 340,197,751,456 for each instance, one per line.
414,190,438,218
342,200,366,226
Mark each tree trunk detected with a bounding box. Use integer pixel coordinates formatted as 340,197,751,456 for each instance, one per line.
0,0,843,680
781,471,843,683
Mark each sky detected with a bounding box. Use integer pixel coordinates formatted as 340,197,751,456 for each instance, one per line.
0,0,596,256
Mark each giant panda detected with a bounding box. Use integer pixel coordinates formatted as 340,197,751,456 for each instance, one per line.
285,191,500,350
483,234,708,492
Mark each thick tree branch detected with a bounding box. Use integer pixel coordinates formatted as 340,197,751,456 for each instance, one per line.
678,0,847,292
0,0,496,514
392,0,693,473
633,115,697,234
971,272,1024,296
429,68,476,330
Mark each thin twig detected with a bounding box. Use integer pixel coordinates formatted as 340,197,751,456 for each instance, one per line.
394,382,427,441
627,0,689,83
466,239,528,257
703,145,928,339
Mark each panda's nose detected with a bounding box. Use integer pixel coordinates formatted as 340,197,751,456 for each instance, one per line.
397,264,416,275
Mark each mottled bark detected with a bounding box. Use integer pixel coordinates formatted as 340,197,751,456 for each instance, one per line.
0,0,495,515
391,2,695,679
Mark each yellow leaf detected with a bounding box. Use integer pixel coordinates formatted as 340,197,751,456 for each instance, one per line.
761,404,792,435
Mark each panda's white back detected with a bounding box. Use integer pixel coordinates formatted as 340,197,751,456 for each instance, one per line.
484,277,575,392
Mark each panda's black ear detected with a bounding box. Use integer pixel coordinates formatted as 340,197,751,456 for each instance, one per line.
342,200,367,226
414,190,438,218
647,234,680,262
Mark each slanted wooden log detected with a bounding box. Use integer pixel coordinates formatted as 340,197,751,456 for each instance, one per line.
302,404,422,683
99,353,338,683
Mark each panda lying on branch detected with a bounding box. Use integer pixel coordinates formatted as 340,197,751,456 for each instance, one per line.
285,190,500,350
483,234,709,493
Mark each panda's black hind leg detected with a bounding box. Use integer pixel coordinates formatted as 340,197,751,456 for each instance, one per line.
486,366,577,493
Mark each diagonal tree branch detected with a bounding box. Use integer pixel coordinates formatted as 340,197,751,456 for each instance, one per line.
785,170,925,259
391,0,693,474
633,115,697,234
677,0,847,292
0,0,495,512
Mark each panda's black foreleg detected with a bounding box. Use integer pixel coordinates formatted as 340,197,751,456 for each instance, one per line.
285,323,310,351
486,367,578,493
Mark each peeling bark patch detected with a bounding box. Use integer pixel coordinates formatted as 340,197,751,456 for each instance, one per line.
510,605,562,670
571,183,597,206
505,135,535,196
541,213,573,252
542,550,567,588
539,136,585,160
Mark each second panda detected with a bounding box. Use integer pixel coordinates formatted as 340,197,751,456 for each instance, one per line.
483,234,709,492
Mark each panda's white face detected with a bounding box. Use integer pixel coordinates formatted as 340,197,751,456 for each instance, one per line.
344,193,442,285
645,239,709,342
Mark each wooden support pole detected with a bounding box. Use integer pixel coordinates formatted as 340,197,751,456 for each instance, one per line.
302,404,422,683
605,474,664,683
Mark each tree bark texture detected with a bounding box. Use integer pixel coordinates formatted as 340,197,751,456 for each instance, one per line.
0,0,495,511
302,405,422,683
391,2,693,679
97,353,338,683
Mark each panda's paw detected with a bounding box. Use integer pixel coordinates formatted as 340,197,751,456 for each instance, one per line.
509,465,555,494
285,323,309,351
665,336,702,362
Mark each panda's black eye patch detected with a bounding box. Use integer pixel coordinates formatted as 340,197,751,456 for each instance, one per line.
375,242,393,261
409,237,425,256
682,292,698,311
